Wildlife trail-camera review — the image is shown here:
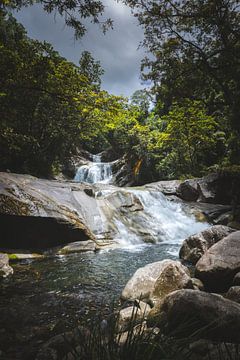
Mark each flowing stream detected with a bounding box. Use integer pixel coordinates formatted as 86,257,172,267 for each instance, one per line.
0,154,209,359
74,153,112,184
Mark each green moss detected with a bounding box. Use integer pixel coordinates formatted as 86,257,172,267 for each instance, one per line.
8,254,18,260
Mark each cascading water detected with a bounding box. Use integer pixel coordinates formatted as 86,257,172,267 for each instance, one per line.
1,155,211,359
99,188,208,252
74,153,112,184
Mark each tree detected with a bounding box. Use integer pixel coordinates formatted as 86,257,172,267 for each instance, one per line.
130,89,151,123
0,11,137,176
126,0,240,135
3,0,113,38
79,51,104,88
152,100,225,178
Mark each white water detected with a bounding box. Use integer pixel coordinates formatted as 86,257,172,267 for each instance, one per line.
74,153,112,184
74,154,208,251
109,189,208,251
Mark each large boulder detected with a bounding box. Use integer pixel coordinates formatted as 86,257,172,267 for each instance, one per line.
0,253,13,278
195,231,240,292
179,225,234,264
121,260,193,305
176,179,199,201
145,180,181,196
116,301,151,333
0,173,97,249
147,289,240,343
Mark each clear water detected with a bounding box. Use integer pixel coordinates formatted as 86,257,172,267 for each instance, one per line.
0,156,209,358
0,244,182,359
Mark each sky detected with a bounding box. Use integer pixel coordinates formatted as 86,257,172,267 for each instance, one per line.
14,1,148,97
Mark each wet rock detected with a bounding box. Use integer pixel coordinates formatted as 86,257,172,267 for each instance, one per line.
147,289,240,343
57,240,96,254
116,301,151,333
186,202,232,224
197,174,218,203
121,259,193,305
104,190,143,213
225,286,240,304
7,253,44,261
112,156,134,187
179,225,234,264
36,327,89,360
190,278,204,291
116,322,148,346
195,231,240,292
213,211,232,225
227,221,240,230
0,253,13,278
176,180,199,201
0,173,95,249
145,180,181,195
233,272,240,286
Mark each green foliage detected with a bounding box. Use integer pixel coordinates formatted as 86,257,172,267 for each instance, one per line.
153,100,225,178
130,89,151,123
4,0,113,39
79,51,104,88
2,1,240,182
62,304,240,360
0,11,136,176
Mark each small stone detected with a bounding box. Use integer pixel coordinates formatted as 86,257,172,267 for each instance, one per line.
57,240,96,255
0,253,13,278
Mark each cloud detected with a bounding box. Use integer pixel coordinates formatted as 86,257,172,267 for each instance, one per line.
14,1,147,97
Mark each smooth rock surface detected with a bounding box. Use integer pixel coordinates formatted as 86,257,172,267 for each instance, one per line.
8,253,44,261
195,231,240,292
0,253,13,278
121,259,192,305
179,225,234,264
225,286,240,304
57,240,96,254
116,301,151,333
233,272,240,286
176,180,199,201
147,289,240,343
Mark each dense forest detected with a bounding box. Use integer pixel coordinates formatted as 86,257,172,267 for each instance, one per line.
1,0,240,181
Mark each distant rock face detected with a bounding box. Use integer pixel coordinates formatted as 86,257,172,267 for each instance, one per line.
195,231,240,292
0,253,13,278
147,289,240,343
121,260,192,305
179,225,235,264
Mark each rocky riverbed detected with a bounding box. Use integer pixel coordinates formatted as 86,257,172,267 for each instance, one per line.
0,168,240,359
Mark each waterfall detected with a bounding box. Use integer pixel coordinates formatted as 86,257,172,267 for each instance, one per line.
74,153,112,184
101,188,208,249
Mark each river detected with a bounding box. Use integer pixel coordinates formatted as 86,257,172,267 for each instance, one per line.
0,154,209,359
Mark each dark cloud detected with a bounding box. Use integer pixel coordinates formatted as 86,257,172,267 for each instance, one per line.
14,1,147,97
